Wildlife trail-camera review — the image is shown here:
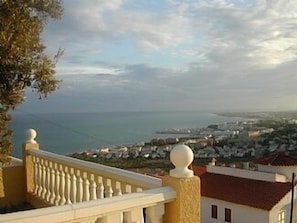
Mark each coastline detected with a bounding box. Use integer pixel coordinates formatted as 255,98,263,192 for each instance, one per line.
10,110,243,158
215,110,297,120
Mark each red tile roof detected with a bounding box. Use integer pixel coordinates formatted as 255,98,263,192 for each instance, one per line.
194,166,292,210
192,165,206,176
255,152,297,166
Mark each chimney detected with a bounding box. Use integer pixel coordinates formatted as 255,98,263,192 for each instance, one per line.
230,164,236,168
243,162,249,170
210,158,217,166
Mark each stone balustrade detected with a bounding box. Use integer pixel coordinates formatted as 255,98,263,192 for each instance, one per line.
0,129,200,223
28,149,162,206
1,186,176,223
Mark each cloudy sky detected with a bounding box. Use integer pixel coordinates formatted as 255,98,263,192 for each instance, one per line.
20,0,297,113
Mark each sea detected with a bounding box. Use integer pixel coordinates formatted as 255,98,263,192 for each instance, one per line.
9,110,241,158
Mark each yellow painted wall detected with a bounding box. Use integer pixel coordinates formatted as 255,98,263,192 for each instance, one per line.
0,165,25,208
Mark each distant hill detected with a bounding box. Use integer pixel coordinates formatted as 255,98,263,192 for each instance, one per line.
217,110,297,120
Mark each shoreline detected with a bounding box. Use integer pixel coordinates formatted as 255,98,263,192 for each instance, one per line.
215,110,297,120
10,111,257,158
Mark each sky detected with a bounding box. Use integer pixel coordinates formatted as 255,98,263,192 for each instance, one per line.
19,0,297,113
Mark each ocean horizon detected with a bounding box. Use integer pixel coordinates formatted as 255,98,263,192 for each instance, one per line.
9,110,241,158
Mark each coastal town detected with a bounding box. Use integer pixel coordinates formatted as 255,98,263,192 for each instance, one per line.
70,111,297,170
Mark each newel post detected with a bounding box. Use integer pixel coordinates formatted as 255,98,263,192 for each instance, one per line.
162,144,200,223
22,129,39,195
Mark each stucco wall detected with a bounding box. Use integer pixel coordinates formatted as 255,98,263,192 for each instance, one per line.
270,186,297,223
207,165,287,182
163,175,200,223
257,164,297,182
0,160,25,208
201,197,269,223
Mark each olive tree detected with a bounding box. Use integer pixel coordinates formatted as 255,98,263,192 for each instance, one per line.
0,0,63,164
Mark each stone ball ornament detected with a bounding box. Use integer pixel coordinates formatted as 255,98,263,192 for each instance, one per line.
169,144,194,178
26,128,37,144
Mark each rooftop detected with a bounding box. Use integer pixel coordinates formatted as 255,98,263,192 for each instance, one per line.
193,166,292,210
255,152,297,166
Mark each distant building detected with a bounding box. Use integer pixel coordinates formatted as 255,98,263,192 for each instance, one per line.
194,153,297,223
247,130,261,137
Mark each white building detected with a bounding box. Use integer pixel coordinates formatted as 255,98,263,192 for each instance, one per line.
194,153,297,223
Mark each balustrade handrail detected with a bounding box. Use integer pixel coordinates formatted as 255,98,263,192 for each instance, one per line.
1,186,176,223
28,149,162,189
0,157,23,168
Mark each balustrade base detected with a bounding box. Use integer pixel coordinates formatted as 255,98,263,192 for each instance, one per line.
26,193,54,209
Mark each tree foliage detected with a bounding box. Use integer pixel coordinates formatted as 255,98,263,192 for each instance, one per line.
0,0,63,164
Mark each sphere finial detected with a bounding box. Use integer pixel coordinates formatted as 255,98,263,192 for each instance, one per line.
169,144,194,178
25,129,37,144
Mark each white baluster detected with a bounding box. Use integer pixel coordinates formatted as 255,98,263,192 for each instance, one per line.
45,160,51,202
122,184,139,222
49,162,56,204
124,209,144,223
89,174,97,200
41,159,47,199
136,187,143,192
32,156,39,195
59,164,66,205
64,166,71,204
104,179,113,198
113,181,122,196
54,163,61,205
70,168,77,204
113,181,123,223
131,185,139,193
37,157,42,197
96,176,104,199
123,184,132,194
146,204,164,223
76,170,83,202
82,172,90,201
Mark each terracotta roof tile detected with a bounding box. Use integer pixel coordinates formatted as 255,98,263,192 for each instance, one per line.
194,166,292,210
255,152,297,166
192,165,206,176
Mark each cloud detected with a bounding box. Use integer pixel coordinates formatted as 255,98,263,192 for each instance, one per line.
28,0,297,113
45,0,297,67
112,12,190,51
21,58,297,113
188,0,297,67
56,64,122,76
43,0,191,55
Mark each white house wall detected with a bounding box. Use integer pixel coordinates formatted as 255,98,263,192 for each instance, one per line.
201,197,269,223
257,164,297,181
207,165,287,183
276,166,297,182
270,186,297,223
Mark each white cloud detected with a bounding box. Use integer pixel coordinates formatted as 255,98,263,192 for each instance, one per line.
69,0,123,32
112,12,190,51
187,0,297,67
34,0,297,112
44,0,191,52
56,65,122,76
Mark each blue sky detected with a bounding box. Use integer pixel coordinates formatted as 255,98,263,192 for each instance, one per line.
19,0,297,113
